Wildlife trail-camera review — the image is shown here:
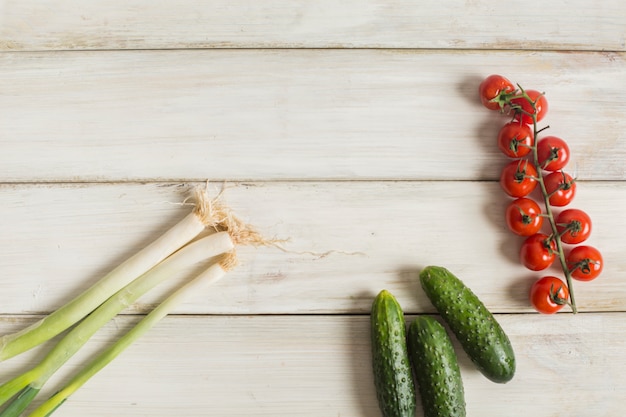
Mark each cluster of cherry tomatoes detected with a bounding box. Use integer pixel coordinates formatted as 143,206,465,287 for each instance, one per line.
478,74,603,314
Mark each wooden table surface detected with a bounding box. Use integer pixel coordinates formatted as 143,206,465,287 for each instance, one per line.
1,2,625,416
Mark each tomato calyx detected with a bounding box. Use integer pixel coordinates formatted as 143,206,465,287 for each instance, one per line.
490,89,518,112
507,136,527,155
520,211,535,225
569,258,601,276
557,219,583,238
542,235,558,256
569,258,602,275
512,203,537,225
514,160,536,183
509,86,548,124
500,160,538,198
556,209,592,244
513,163,527,182
549,171,576,193
549,283,569,305
567,245,603,281
541,146,564,170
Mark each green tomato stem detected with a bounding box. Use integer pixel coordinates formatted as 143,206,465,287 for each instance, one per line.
527,103,578,313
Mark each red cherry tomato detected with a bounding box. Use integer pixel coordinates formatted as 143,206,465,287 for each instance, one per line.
511,89,548,125
530,276,570,314
497,122,534,158
544,171,576,206
479,75,516,110
500,160,538,198
505,197,544,236
537,136,570,171
567,245,603,281
520,233,557,271
556,209,592,244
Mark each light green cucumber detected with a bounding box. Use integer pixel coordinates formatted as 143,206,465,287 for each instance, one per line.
370,290,415,417
419,265,516,383
408,316,466,417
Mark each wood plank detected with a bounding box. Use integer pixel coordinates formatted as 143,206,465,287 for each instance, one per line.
0,0,624,51
0,182,621,315
1,50,625,182
0,313,623,416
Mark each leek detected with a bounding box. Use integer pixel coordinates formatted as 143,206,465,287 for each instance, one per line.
0,188,219,362
0,186,268,416
0,231,233,415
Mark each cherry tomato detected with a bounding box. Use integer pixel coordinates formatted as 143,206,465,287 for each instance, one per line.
497,122,534,158
500,160,538,197
479,74,516,110
567,245,603,281
544,171,576,206
511,89,548,125
530,276,570,314
520,233,557,271
537,136,570,171
556,209,592,244
505,197,544,236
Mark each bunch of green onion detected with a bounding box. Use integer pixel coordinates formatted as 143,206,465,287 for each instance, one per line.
0,187,264,416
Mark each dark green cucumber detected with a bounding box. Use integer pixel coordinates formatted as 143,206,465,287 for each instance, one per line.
419,266,516,383
408,316,466,417
370,290,415,417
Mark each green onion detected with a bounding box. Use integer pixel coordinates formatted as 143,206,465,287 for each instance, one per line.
0,231,234,415
27,254,236,417
0,189,219,362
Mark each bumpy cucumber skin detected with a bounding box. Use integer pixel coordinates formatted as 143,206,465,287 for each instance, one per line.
408,316,466,417
419,266,516,383
370,290,416,417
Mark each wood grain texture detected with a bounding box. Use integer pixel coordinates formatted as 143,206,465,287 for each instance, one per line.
0,0,624,51
0,313,623,417
1,50,625,182
0,182,621,315
2,2,625,415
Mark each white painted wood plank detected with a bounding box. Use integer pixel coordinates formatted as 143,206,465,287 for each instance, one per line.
1,50,625,182
0,0,624,51
0,182,621,315
0,313,623,416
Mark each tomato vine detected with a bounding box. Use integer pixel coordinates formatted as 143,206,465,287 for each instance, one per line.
478,75,604,314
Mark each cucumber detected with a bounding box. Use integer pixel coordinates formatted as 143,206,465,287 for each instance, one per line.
419,265,516,383
370,290,416,417
408,316,466,417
